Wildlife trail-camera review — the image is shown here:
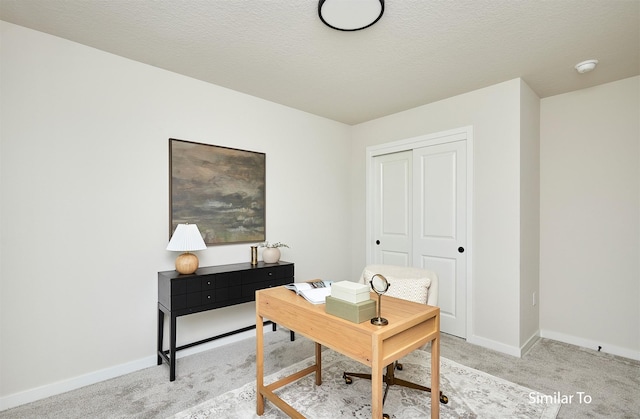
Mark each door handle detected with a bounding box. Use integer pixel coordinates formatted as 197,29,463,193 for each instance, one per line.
376,240,381,245
458,247,465,253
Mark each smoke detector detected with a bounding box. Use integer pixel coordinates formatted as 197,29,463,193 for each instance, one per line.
575,59,598,74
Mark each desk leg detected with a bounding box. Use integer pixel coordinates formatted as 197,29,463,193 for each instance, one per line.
256,312,265,415
157,308,164,365
170,314,177,382
314,342,322,385
371,342,384,418
431,334,440,418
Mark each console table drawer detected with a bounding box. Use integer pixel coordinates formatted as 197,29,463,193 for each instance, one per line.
160,279,198,309
241,276,289,297
202,291,215,305
186,292,201,308
202,272,241,290
214,285,242,302
242,265,293,284
169,293,187,310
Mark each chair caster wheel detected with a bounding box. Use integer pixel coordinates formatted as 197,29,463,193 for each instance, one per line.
440,394,449,404
343,373,352,384
383,414,390,419
396,363,403,371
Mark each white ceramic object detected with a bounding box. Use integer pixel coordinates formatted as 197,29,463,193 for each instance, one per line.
262,247,281,264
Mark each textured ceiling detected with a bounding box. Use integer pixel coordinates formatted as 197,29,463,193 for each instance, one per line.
1,0,638,125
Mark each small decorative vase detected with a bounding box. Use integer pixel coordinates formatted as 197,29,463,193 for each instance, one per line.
262,247,281,264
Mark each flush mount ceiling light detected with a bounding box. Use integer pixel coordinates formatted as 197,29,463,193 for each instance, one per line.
575,59,598,74
318,0,384,31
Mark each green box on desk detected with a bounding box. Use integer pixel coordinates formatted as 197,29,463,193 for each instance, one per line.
325,296,376,323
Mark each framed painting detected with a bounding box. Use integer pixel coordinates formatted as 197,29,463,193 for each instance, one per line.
169,138,266,245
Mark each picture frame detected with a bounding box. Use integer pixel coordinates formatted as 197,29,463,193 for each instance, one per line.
169,138,266,245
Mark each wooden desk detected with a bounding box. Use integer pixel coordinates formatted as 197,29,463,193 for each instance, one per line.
256,286,440,418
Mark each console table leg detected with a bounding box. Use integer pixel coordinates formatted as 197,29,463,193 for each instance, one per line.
157,308,164,365
170,314,177,382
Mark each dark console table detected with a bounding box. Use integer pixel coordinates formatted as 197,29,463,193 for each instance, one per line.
157,261,294,381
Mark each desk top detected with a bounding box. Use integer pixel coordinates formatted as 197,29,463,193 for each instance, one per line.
256,286,439,367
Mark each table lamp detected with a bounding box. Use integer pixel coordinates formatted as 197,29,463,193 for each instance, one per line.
166,223,207,274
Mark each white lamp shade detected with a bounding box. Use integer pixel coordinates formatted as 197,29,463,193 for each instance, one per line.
167,224,207,252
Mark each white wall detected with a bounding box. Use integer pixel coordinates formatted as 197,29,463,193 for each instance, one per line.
540,76,640,360
0,21,352,407
519,80,541,349
350,79,527,355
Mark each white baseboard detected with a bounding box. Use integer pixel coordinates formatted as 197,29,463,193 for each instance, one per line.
465,332,541,358
0,355,157,412
0,328,262,412
540,329,640,361
467,330,639,361
466,334,523,357
520,331,540,356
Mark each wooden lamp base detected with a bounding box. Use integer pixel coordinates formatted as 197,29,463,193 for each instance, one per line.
175,252,199,274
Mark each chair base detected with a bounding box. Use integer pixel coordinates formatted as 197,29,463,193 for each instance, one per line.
343,361,449,417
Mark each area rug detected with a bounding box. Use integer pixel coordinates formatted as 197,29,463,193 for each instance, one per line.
172,349,561,418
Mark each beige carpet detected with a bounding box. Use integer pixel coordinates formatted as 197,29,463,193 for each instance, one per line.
172,348,561,418
2,330,638,418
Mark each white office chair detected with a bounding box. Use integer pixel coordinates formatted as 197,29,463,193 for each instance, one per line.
362,264,439,307
343,265,448,418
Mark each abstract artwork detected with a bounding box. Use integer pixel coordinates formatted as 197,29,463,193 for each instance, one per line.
169,138,265,245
